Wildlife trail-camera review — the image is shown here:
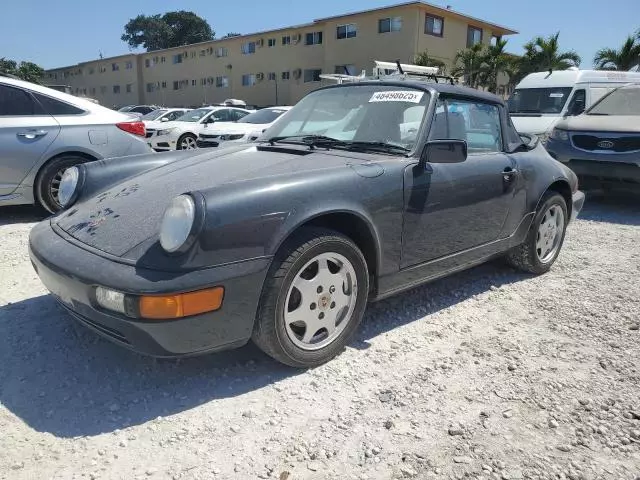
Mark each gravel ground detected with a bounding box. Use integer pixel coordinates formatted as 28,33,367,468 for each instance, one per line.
0,194,639,480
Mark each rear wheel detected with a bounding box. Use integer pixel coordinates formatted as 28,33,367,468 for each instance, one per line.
252,227,369,368
35,155,88,213
506,192,568,274
177,134,197,150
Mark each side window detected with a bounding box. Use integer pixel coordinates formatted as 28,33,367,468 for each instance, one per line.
429,97,502,154
33,93,85,115
567,89,586,115
212,109,232,122
233,110,249,121
0,85,43,116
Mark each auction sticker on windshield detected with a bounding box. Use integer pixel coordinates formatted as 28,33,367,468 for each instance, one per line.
369,91,424,103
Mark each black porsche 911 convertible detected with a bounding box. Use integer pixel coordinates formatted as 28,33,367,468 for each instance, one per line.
29,79,585,367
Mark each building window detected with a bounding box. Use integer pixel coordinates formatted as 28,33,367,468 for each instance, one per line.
191,79,197,86
305,32,323,45
335,64,356,75
173,80,188,90
282,71,290,80
267,38,276,48
161,56,166,63
113,85,120,94
144,59,150,68
216,76,229,88
126,84,132,93
91,88,96,95
125,61,133,70
173,54,183,64
241,42,256,55
337,24,357,40
282,35,291,45
215,47,228,57
242,74,257,86
304,69,322,83
425,14,444,37
190,51,196,58
146,83,155,93
100,86,107,94
379,17,402,33
267,72,276,81
161,81,167,89
89,67,95,75
467,26,483,46
200,49,206,57
112,63,119,71
99,66,106,73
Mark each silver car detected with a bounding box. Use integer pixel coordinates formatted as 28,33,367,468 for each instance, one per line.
0,76,152,212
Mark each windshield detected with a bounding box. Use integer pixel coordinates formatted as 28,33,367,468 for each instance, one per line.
118,105,134,112
508,87,573,114
175,108,212,122
588,86,640,115
141,109,168,120
238,109,288,124
264,85,429,149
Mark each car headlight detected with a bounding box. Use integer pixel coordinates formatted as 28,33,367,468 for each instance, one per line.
550,128,569,141
220,134,245,141
159,194,203,254
58,166,82,207
157,128,176,136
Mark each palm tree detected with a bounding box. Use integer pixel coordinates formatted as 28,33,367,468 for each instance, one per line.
481,38,511,93
413,50,447,74
451,43,486,89
593,34,640,70
521,32,581,74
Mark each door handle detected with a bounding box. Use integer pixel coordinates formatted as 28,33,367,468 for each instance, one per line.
502,167,518,181
17,130,48,140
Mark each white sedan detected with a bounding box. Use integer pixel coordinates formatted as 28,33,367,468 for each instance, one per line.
141,108,191,139
196,106,292,148
148,106,251,151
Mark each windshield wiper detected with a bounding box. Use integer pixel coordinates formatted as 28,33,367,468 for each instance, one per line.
268,135,410,154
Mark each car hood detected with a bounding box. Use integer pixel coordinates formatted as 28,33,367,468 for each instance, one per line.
511,116,559,135
54,145,364,257
144,120,171,129
202,123,266,135
556,114,640,133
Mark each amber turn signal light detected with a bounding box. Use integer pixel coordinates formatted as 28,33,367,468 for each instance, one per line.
139,287,224,320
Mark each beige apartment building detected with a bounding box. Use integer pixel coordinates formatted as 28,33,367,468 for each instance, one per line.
45,1,516,108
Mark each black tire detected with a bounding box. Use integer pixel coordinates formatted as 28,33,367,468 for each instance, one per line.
252,227,369,368
506,192,568,274
177,133,197,150
35,155,88,214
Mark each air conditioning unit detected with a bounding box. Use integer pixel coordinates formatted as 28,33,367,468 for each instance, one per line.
256,72,265,81
292,34,302,44
293,68,302,79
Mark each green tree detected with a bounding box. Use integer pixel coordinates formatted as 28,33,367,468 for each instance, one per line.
0,58,44,83
451,43,486,89
593,33,640,70
520,32,581,74
0,58,18,76
481,38,511,93
121,11,215,51
413,50,447,74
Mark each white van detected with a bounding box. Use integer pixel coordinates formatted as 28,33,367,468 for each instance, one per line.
508,68,640,139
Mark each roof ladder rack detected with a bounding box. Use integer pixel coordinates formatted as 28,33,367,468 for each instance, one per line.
319,60,457,86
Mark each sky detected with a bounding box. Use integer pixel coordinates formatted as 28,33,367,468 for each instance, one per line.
2,0,639,69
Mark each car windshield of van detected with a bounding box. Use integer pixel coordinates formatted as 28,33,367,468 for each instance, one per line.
238,109,288,124
141,109,168,120
264,85,429,152
587,85,640,115
175,108,212,122
508,87,573,114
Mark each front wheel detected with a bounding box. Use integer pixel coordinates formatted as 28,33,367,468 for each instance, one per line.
177,133,198,150
506,192,568,274
35,155,88,213
252,227,369,368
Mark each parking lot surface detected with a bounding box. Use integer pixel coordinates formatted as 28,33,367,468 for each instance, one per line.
0,195,639,480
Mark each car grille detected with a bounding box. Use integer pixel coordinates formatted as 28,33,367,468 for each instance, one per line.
572,134,640,153
145,129,156,138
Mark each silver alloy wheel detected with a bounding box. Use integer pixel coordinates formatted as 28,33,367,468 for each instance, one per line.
284,252,358,351
50,168,66,205
180,136,197,149
536,204,565,263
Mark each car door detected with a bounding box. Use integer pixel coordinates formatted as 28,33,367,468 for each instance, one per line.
0,84,60,197
401,96,517,268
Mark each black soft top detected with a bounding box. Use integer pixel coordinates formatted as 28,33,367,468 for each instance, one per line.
317,80,505,106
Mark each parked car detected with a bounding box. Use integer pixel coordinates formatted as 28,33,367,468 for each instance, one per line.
509,69,640,143
147,106,250,151
197,106,292,148
0,76,151,212
117,105,159,116
141,108,191,139
29,80,584,368
545,83,640,192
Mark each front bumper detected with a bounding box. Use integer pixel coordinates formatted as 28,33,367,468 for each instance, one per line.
546,138,640,189
571,191,585,221
28,220,270,357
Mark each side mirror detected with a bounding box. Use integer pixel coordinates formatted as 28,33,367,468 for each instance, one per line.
421,140,467,165
160,117,169,122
